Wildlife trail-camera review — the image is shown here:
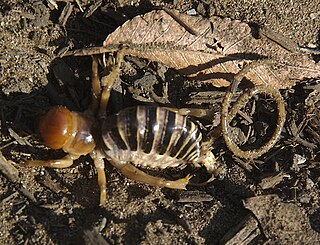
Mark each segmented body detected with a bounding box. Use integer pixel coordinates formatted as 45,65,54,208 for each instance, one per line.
101,106,202,169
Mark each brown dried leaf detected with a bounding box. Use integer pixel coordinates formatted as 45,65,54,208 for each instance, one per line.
103,10,320,89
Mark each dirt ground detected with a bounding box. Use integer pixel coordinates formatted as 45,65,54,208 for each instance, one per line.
0,0,320,244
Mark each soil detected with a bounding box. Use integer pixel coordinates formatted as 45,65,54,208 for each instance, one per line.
0,0,319,244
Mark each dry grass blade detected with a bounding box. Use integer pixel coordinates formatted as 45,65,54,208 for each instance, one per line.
8,128,32,146
83,0,102,18
58,2,73,26
101,10,320,89
0,151,19,183
0,152,36,202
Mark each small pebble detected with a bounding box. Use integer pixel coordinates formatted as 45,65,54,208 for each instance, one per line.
186,9,197,16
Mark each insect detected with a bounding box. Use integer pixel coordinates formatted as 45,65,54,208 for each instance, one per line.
24,50,219,205
23,10,290,205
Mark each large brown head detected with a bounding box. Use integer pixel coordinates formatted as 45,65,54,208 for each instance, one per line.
39,106,96,156
39,106,73,149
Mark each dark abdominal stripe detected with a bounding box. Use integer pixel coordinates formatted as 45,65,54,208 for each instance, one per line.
102,106,202,162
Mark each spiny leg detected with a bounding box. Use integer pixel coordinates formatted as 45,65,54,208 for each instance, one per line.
64,45,121,57
221,60,286,160
24,154,78,168
110,160,192,190
164,107,215,119
90,149,107,205
90,55,101,114
99,48,126,119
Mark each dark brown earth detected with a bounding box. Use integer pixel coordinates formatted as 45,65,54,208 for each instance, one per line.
0,0,319,244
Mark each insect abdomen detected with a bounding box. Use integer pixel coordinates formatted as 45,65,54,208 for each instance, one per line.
101,106,202,168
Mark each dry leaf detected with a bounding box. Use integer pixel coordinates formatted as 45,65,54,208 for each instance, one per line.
101,10,320,89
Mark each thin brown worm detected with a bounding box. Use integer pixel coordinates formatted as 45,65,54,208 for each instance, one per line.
221,61,286,160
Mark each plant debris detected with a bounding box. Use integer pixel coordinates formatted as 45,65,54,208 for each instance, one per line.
72,9,320,89
243,195,319,243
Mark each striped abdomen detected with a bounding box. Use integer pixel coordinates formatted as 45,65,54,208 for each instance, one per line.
101,106,202,169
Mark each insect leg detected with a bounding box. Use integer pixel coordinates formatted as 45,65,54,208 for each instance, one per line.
221,60,286,159
110,160,192,190
90,55,101,114
99,48,126,118
90,149,107,205
24,154,77,168
163,107,215,119
64,45,120,57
